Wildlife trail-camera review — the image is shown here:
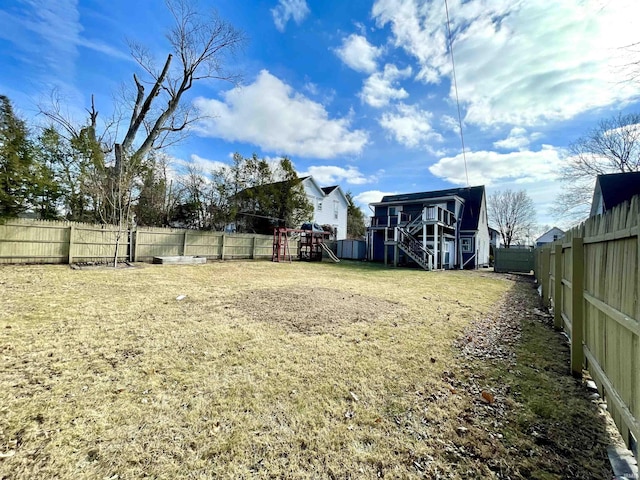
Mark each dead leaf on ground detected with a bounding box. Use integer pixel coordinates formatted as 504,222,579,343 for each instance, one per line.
481,391,495,404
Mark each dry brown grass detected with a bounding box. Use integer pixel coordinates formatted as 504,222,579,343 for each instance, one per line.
0,261,611,479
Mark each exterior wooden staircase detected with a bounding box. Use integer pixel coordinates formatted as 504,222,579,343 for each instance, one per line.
396,226,433,271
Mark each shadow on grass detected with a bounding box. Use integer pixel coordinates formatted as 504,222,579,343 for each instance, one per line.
452,275,616,479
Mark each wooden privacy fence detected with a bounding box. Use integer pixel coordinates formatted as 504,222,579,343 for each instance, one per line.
0,218,298,264
494,247,534,273
535,195,639,452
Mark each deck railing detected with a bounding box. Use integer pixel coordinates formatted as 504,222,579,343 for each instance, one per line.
370,205,456,228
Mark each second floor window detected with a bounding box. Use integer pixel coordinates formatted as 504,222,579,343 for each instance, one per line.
333,201,339,219
461,237,473,253
317,200,323,211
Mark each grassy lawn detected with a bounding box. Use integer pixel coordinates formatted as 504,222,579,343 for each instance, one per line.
0,261,612,478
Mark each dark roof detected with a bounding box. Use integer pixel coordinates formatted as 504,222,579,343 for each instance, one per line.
380,185,485,231
597,172,640,212
321,186,338,194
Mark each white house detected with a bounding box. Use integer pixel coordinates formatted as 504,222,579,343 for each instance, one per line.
301,177,349,240
488,226,502,250
535,227,564,247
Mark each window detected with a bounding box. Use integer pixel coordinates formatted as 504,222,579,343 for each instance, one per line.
333,200,339,219
461,237,472,253
553,234,559,241
317,199,323,211
388,206,402,216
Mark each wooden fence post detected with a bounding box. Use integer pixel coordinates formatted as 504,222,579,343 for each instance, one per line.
570,236,585,377
182,230,188,256
68,225,75,264
554,243,563,330
541,248,551,307
131,229,138,263
221,234,226,260
251,236,256,259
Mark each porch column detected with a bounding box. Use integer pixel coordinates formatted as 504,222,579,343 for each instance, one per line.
434,223,439,269
384,229,388,266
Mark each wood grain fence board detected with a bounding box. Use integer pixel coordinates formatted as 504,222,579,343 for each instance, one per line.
0,220,293,263
534,194,640,450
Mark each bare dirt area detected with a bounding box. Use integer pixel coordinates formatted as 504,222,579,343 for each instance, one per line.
233,287,409,334
0,261,615,479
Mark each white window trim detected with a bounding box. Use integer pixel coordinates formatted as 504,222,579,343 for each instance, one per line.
461,237,473,253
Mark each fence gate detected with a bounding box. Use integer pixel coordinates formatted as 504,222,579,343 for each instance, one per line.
494,248,534,273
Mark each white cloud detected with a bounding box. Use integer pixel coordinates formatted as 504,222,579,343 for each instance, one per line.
193,70,368,159
354,190,397,208
271,0,310,32
0,1,81,95
188,154,229,173
360,64,412,108
428,145,565,186
493,127,540,150
440,114,460,134
334,34,382,74
372,0,640,126
379,103,442,148
300,165,377,185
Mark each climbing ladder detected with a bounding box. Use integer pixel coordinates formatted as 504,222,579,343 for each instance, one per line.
272,228,293,262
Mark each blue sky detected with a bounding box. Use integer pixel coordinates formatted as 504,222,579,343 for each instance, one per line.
1,0,640,228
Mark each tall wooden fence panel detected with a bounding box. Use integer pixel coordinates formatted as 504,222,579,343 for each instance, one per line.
494,247,535,273
535,195,640,451
0,219,299,264
0,219,129,264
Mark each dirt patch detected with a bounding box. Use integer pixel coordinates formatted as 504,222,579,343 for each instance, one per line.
232,287,408,334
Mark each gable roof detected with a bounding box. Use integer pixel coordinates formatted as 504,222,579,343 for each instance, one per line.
535,227,565,243
321,186,338,194
375,185,486,231
591,172,640,216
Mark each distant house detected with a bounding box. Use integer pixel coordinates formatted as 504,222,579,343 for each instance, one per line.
488,226,501,250
535,227,565,247
301,177,349,240
367,185,490,270
590,172,640,217
232,176,348,239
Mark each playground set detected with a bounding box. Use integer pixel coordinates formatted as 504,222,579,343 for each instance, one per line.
271,225,339,263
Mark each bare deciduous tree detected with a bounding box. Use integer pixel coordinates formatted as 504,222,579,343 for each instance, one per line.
488,189,537,248
123,0,244,162
552,112,640,222
39,0,245,265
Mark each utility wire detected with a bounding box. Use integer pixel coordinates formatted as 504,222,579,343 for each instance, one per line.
444,0,470,187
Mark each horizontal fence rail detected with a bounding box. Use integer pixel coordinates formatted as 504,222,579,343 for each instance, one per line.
0,219,299,264
535,195,640,453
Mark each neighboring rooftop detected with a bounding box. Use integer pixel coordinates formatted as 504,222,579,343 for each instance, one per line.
321,186,339,195
590,172,640,217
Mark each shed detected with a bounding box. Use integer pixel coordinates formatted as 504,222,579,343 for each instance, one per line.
337,239,366,260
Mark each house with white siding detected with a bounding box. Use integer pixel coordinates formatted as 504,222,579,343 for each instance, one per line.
301,177,349,240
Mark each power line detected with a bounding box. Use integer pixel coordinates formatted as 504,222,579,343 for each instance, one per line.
444,0,470,187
